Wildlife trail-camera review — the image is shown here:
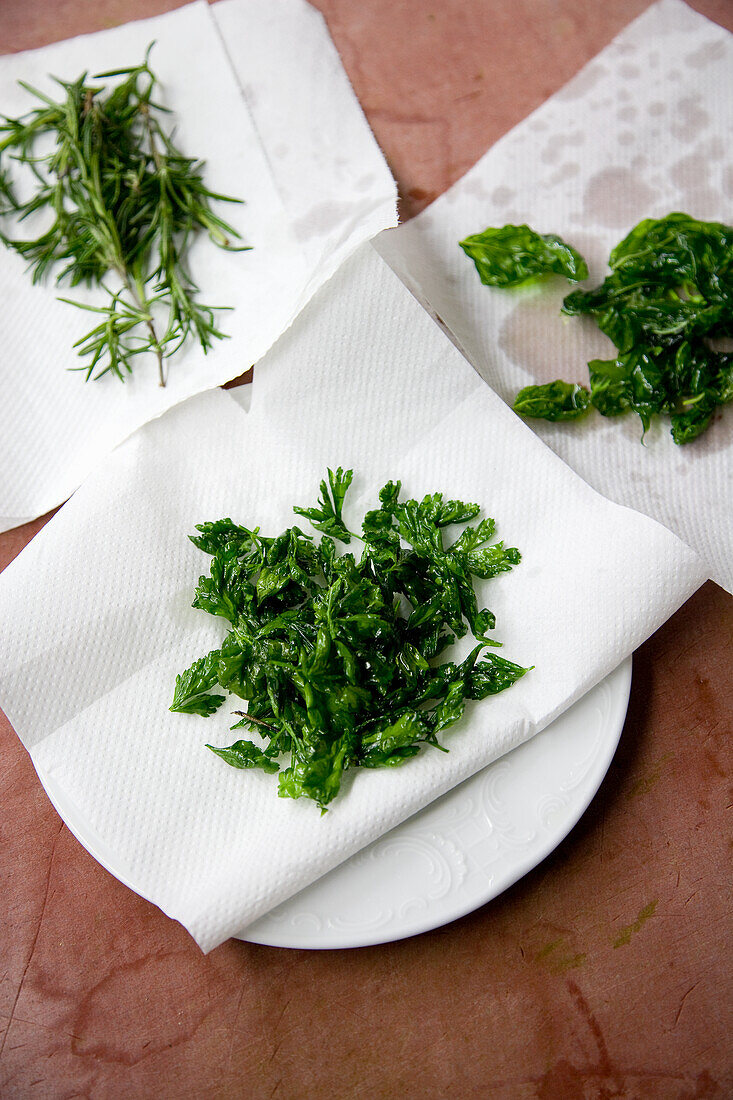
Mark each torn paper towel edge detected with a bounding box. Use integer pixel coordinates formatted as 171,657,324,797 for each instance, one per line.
0,0,397,532
212,0,398,310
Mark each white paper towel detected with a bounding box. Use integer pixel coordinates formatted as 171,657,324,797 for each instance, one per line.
376,0,733,592
0,0,397,531
0,244,707,951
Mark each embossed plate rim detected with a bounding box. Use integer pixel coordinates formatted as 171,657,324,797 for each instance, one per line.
34,658,631,950
241,657,632,948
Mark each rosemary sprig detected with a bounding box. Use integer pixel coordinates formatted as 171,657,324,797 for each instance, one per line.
0,46,249,386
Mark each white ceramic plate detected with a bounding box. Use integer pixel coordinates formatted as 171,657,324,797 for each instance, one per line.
34,657,631,950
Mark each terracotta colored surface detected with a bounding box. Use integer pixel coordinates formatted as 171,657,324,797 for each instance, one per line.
1,2,732,1097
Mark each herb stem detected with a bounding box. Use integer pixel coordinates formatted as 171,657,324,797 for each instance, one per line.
126,267,166,386
232,711,277,732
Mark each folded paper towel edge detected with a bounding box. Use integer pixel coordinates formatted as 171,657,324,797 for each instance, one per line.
1,376,710,955
180,394,710,952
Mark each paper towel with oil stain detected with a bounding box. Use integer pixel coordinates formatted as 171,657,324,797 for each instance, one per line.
376,0,733,592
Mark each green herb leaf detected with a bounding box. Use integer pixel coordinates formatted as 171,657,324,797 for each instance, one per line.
170,649,226,716
207,739,279,773
293,466,354,543
464,652,532,699
513,380,592,422
459,224,588,287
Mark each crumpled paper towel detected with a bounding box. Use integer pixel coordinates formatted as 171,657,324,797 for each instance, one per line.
0,244,707,951
0,0,396,532
376,0,733,593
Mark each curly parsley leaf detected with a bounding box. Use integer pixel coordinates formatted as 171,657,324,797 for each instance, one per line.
207,739,280,773
293,466,354,543
170,648,226,717
172,470,530,811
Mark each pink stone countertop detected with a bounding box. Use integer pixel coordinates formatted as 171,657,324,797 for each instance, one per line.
1,3,732,1098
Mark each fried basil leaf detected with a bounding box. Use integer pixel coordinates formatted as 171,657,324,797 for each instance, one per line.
459,223,588,287
484,213,733,443
513,380,592,422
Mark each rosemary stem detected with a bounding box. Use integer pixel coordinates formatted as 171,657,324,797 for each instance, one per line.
148,316,166,387
118,265,166,387
137,106,166,385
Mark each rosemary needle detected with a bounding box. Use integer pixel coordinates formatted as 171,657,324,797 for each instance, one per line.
0,45,249,386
